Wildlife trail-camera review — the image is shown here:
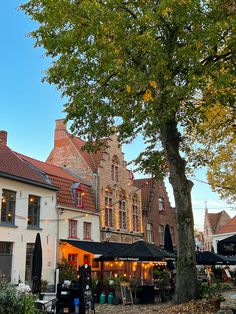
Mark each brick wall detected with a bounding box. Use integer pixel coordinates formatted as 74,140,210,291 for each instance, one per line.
143,181,177,247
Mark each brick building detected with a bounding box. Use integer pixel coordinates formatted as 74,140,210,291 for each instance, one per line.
47,119,143,243
203,207,231,251
133,178,176,248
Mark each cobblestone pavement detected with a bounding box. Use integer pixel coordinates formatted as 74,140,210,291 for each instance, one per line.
95,302,172,314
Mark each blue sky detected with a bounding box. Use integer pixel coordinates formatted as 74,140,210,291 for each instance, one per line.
0,1,234,230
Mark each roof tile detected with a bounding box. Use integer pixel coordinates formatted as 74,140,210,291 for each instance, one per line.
0,145,51,187
17,154,96,212
215,216,236,234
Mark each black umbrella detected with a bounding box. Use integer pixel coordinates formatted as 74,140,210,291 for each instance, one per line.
31,233,42,294
196,251,230,265
97,239,175,261
164,224,175,270
217,234,236,255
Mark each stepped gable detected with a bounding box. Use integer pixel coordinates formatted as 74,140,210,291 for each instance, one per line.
133,178,154,211
70,135,105,172
206,211,231,234
215,215,236,234
0,144,51,187
17,153,96,212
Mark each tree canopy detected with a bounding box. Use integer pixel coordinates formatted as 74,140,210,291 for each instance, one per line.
21,0,236,303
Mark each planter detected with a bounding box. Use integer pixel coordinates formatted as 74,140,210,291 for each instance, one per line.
112,297,120,305
208,298,221,309
133,297,140,304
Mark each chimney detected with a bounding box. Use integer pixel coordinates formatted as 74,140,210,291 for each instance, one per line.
0,130,7,145
54,119,67,147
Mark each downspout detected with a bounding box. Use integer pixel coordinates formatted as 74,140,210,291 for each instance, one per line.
93,173,99,210
55,206,63,291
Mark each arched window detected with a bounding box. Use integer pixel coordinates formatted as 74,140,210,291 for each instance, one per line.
132,194,139,232
119,189,126,230
111,155,119,182
104,187,113,227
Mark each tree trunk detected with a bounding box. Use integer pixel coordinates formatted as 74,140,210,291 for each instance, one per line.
160,118,197,304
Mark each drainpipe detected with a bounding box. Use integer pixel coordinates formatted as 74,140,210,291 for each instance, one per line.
93,173,99,210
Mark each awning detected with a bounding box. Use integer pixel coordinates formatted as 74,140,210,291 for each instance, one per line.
217,234,236,255
96,239,176,262
196,251,232,265
60,239,130,255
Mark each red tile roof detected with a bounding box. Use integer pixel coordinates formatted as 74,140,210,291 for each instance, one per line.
215,216,236,234
206,211,231,233
17,153,81,181
17,153,96,212
0,144,55,189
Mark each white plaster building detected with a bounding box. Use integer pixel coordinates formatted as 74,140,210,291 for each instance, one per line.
0,131,58,285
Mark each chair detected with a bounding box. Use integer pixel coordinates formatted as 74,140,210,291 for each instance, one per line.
44,298,57,314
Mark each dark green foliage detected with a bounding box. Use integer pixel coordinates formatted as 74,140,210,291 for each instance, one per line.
57,258,78,282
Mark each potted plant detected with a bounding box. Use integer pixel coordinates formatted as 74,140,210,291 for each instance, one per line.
130,277,141,304
153,269,170,302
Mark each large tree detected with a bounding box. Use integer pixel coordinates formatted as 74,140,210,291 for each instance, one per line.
185,103,236,203
21,0,235,303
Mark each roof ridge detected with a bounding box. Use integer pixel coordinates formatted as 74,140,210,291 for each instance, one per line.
17,151,72,171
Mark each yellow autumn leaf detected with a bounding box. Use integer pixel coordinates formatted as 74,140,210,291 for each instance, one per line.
149,80,158,89
162,6,172,17
126,85,132,93
143,89,154,102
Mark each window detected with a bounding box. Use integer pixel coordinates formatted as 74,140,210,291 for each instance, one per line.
105,188,113,227
84,254,90,265
1,189,16,225
132,194,139,232
111,155,119,182
68,254,78,267
147,223,153,243
158,196,164,211
71,183,84,208
25,243,34,284
159,224,164,245
119,190,126,230
0,242,13,282
83,222,91,239
28,195,40,227
92,259,99,268
69,220,78,238
77,191,83,207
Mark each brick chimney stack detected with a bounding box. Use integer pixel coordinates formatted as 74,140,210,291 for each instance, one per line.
0,130,7,145
54,119,67,147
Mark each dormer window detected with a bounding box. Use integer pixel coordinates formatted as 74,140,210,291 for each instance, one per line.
72,183,84,208
77,190,83,207
159,196,164,211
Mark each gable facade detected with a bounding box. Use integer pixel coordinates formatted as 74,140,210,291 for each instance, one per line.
47,120,143,244
134,178,177,248
203,208,231,251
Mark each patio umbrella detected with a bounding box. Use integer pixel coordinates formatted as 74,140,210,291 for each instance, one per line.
196,251,230,265
31,233,42,294
164,224,175,270
217,234,236,255
97,239,176,261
